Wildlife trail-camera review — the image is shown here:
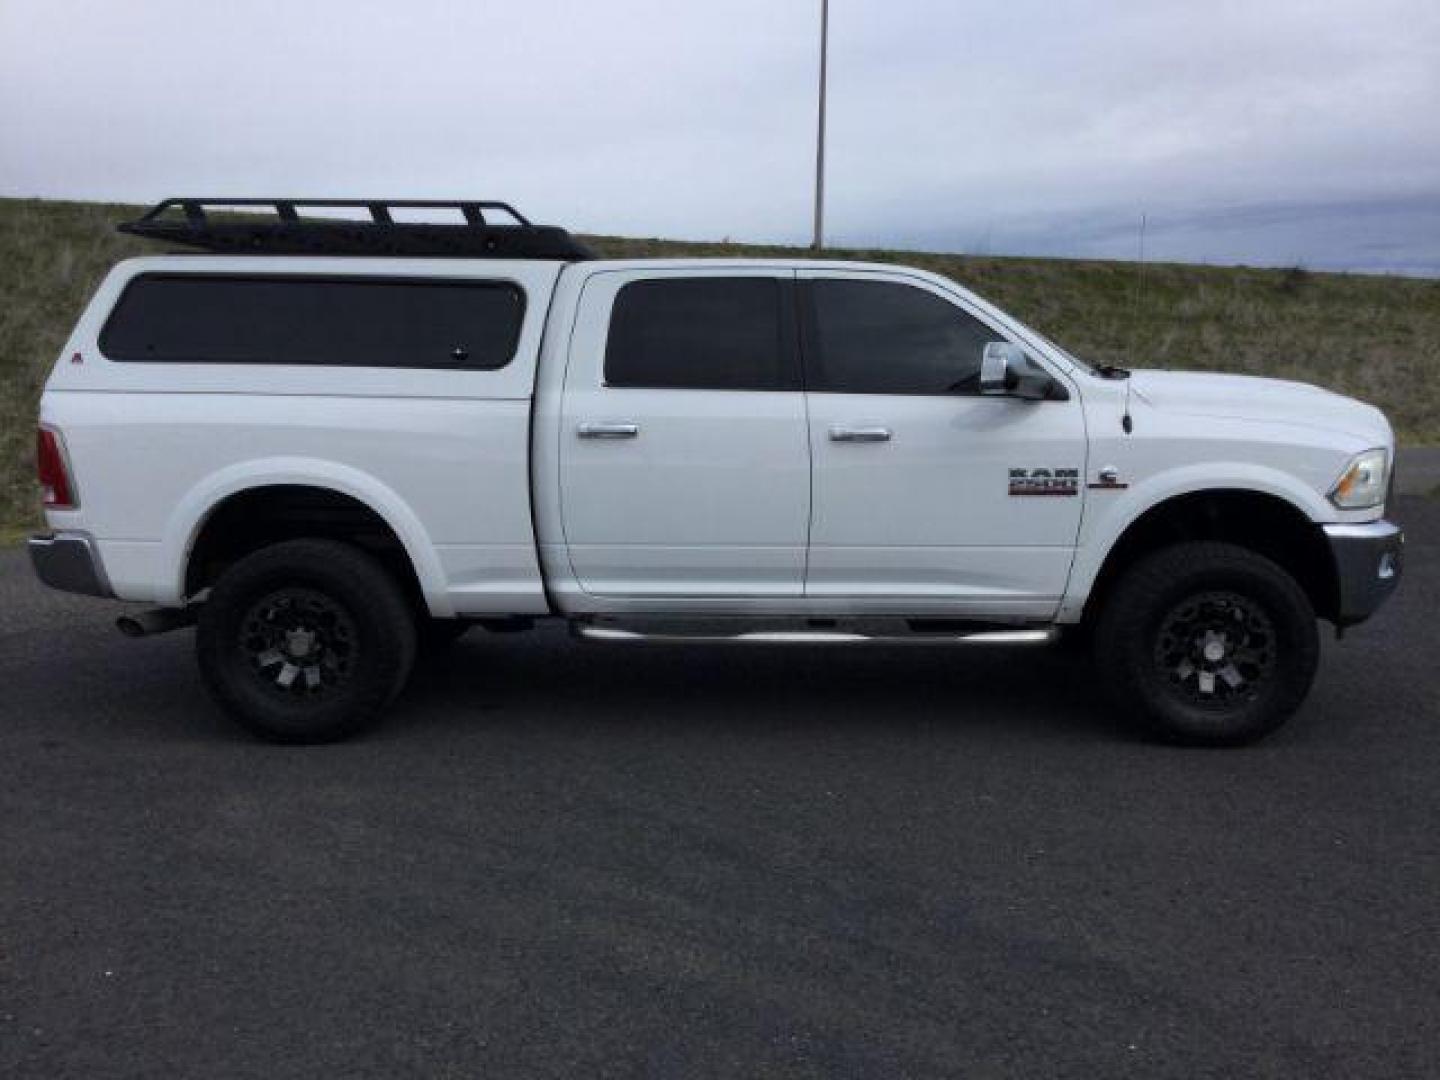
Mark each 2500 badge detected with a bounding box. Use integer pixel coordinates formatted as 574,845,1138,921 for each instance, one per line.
1009,467,1079,497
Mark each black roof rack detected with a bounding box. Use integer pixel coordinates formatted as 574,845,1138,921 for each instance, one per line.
118,198,596,260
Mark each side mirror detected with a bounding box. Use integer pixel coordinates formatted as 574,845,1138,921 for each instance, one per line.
980,342,1055,401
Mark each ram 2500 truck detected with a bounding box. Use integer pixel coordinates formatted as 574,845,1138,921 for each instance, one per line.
29,198,1403,744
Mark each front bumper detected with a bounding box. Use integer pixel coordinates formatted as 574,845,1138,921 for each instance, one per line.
1324,520,1402,626
27,532,113,598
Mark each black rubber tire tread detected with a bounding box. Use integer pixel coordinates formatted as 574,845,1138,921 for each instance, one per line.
196,539,417,744
1054,621,1093,656
1093,541,1319,746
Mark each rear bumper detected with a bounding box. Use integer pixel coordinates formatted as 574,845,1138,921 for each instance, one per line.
28,531,114,598
1324,520,1402,626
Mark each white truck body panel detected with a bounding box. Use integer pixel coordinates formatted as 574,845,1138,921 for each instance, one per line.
557,266,810,601
40,256,564,614
39,254,1394,624
797,266,1085,617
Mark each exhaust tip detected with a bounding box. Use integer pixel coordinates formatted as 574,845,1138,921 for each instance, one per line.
115,607,198,638
115,615,146,638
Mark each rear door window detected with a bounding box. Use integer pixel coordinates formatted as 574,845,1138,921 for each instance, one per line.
604,277,798,391
100,274,525,369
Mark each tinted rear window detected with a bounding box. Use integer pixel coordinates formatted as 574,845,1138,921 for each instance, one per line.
100,274,525,369
604,277,797,390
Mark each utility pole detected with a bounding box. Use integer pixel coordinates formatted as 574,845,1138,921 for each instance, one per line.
812,0,829,250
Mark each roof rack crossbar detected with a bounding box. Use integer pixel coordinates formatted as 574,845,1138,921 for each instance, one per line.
119,197,590,260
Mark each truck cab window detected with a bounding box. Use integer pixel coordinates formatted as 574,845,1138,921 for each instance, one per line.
807,279,997,395
604,277,797,391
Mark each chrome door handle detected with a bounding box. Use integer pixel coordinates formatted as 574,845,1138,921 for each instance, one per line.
829,425,892,442
577,421,639,439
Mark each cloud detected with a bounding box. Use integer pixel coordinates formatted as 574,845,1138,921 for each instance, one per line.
1,0,1436,272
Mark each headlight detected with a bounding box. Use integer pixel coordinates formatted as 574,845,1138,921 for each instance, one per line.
1329,449,1389,509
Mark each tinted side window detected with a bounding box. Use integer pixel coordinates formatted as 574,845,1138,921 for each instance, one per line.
807,279,998,395
605,277,796,390
100,275,525,369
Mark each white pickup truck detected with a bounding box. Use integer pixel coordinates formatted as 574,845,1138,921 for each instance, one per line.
30,198,1403,745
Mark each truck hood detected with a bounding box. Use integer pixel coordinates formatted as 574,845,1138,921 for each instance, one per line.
1127,370,1391,445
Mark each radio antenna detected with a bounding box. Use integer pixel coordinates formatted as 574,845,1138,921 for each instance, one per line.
1128,212,1147,362
1117,213,1146,434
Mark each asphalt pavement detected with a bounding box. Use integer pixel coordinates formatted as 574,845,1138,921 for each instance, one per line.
1,497,1437,1079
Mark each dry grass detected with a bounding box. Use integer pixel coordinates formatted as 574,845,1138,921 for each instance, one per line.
2,198,1437,534
1,200,150,534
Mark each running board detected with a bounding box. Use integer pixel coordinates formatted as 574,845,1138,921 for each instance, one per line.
573,624,1056,647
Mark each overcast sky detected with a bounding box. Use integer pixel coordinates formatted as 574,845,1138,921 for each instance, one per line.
2,0,1437,274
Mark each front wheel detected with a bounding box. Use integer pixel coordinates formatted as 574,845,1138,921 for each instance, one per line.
196,539,417,743
1093,542,1319,745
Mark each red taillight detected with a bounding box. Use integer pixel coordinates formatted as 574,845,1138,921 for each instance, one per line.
37,427,77,510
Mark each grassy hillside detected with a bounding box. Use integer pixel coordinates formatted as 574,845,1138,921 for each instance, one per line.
3,197,1438,535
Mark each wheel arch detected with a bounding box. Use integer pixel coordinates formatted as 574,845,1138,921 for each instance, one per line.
1074,485,1338,626
165,458,451,616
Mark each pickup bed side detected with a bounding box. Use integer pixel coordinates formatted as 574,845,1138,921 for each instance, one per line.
37,255,565,616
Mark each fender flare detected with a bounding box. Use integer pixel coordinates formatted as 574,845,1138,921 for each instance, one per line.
1060,463,1331,622
162,457,452,616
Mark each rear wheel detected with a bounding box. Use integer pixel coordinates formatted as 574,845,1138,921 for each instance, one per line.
196,539,417,743
1094,542,1319,745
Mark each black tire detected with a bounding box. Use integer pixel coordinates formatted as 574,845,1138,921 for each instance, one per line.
1054,621,1093,656
196,539,417,744
416,617,470,657
1093,542,1319,746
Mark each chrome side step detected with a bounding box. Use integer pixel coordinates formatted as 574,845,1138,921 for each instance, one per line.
574,624,1056,647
